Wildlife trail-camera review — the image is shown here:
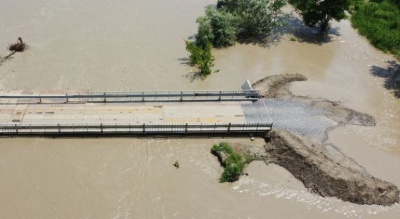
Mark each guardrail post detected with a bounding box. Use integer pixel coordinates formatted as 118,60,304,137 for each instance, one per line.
103,92,106,102
180,91,183,101
14,124,18,134
142,92,145,102
100,123,103,134
218,91,222,101
143,123,145,134
185,123,188,134
227,123,231,133
58,123,61,134
39,97,42,103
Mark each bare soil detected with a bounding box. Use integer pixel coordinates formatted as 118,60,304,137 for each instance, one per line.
241,74,400,205
261,130,400,206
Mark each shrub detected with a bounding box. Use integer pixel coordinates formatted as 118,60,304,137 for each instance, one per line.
185,40,215,76
289,0,349,31
211,142,234,154
185,0,286,76
226,0,287,37
198,7,238,48
196,13,214,49
211,142,253,183
221,162,244,182
197,0,286,46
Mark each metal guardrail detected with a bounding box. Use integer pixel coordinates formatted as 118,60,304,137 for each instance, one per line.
0,90,260,103
0,122,272,135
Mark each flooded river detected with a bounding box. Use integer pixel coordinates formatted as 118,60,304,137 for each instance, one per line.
0,0,399,218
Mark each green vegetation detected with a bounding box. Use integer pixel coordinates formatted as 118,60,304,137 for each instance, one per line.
185,0,286,76
198,0,286,47
211,142,253,183
350,0,400,59
185,40,215,76
217,0,286,38
289,0,349,31
196,7,237,48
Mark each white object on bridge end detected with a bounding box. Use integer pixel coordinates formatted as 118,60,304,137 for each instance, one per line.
241,80,253,91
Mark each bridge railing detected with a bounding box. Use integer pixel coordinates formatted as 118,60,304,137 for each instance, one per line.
0,122,272,135
0,90,260,103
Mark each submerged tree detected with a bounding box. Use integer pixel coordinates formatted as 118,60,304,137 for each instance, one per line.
218,0,287,37
185,0,286,77
185,40,215,76
197,0,287,47
8,37,27,52
196,7,238,48
1,37,28,65
289,0,349,32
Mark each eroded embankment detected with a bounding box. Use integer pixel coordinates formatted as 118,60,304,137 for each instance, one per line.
262,130,400,206
253,74,376,127
215,74,400,205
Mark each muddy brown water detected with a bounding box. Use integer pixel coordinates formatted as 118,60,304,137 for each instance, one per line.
1,1,400,218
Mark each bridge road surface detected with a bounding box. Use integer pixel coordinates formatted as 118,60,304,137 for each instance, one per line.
0,101,249,125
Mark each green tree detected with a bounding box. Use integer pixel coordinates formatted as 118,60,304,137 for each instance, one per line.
196,7,238,48
218,0,287,37
185,41,215,76
195,13,214,49
185,0,286,77
289,0,350,31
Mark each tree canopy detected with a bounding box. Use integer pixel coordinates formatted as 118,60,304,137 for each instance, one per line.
186,0,286,76
289,0,349,31
196,0,287,48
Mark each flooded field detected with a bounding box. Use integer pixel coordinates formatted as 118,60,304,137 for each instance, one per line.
0,0,399,218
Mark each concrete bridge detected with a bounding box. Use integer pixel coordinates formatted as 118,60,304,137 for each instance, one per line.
0,86,273,136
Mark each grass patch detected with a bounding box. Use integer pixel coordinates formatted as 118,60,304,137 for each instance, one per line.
211,142,253,183
350,0,400,59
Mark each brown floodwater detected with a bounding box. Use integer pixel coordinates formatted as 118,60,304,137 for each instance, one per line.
1,1,399,218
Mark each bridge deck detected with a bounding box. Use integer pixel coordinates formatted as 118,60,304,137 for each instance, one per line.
0,102,247,124
0,89,273,136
